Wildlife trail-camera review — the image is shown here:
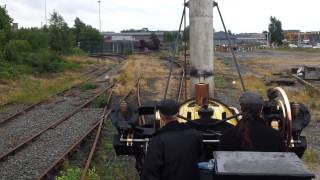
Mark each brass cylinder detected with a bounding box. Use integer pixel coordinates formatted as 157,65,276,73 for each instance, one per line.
195,83,209,106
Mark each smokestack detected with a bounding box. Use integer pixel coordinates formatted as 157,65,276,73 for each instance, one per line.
189,0,214,98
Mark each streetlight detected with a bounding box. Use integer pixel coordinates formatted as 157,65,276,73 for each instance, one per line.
98,0,102,32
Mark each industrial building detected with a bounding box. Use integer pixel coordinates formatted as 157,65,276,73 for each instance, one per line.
102,31,165,43
283,30,320,45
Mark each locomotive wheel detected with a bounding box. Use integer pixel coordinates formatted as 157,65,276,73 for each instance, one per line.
271,87,292,149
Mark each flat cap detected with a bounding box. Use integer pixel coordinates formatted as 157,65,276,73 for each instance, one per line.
158,99,180,116
239,92,264,107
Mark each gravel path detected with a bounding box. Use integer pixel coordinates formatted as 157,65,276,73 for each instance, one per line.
0,108,103,180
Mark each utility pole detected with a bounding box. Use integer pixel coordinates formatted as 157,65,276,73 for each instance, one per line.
98,0,102,54
189,0,214,97
98,0,102,32
45,0,47,26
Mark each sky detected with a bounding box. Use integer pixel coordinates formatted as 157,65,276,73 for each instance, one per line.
1,0,320,33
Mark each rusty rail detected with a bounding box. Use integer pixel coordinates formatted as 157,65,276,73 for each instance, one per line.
292,74,320,93
0,84,115,162
80,77,142,179
136,78,145,125
80,111,110,180
36,91,113,180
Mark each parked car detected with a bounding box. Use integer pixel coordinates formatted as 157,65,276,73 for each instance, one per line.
313,43,320,49
302,44,313,48
289,44,298,48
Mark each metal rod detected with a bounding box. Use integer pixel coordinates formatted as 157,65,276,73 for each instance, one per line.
98,0,102,32
120,138,220,143
184,0,188,100
215,3,246,92
163,5,186,99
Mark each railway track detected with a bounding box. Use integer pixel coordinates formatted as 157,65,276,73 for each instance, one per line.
0,84,114,179
292,75,320,94
37,77,142,179
0,66,112,125
161,56,186,102
0,63,123,179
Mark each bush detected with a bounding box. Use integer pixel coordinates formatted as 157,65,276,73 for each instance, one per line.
79,82,98,91
24,50,79,74
71,47,85,55
4,40,31,63
91,94,109,108
0,60,32,80
24,50,63,73
122,48,133,56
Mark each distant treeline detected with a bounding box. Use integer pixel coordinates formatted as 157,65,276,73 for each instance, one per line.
0,6,103,80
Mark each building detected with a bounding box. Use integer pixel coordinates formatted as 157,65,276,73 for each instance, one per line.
214,32,266,47
283,30,320,45
102,31,165,43
214,31,236,46
12,23,18,31
235,33,266,45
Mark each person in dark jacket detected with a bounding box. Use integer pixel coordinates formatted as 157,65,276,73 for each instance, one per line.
219,92,285,152
141,100,202,180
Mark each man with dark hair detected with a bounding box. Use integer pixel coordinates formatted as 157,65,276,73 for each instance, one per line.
219,92,285,152
141,99,202,180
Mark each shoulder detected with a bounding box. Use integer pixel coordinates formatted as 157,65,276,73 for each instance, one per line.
222,126,239,137
220,126,240,143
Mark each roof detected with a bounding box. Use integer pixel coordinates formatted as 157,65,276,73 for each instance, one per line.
102,32,165,36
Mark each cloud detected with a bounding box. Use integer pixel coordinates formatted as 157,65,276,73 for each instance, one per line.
1,0,320,33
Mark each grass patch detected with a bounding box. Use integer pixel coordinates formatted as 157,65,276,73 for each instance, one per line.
79,82,98,91
90,117,138,179
1,72,85,105
56,167,100,180
303,148,320,164
277,47,320,53
91,94,109,108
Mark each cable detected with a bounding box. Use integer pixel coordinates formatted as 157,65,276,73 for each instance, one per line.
214,2,247,92
163,5,186,99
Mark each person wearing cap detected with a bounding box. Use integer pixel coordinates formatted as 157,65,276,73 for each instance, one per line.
141,99,203,180
219,92,285,152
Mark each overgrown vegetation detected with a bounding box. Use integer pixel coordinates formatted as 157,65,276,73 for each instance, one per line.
303,148,320,164
79,82,98,91
0,6,102,81
91,119,138,179
56,167,100,180
0,5,104,105
91,94,109,108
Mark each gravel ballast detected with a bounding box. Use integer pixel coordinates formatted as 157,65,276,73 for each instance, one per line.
0,108,103,179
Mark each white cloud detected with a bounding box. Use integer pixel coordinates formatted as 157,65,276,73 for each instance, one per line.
1,0,320,33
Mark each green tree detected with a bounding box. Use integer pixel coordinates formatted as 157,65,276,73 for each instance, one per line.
48,11,73,53
73,17,102,49
268,16,284,45
0,5,13,50
73,17,86,44
0,5,12,31
14,28,49,51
